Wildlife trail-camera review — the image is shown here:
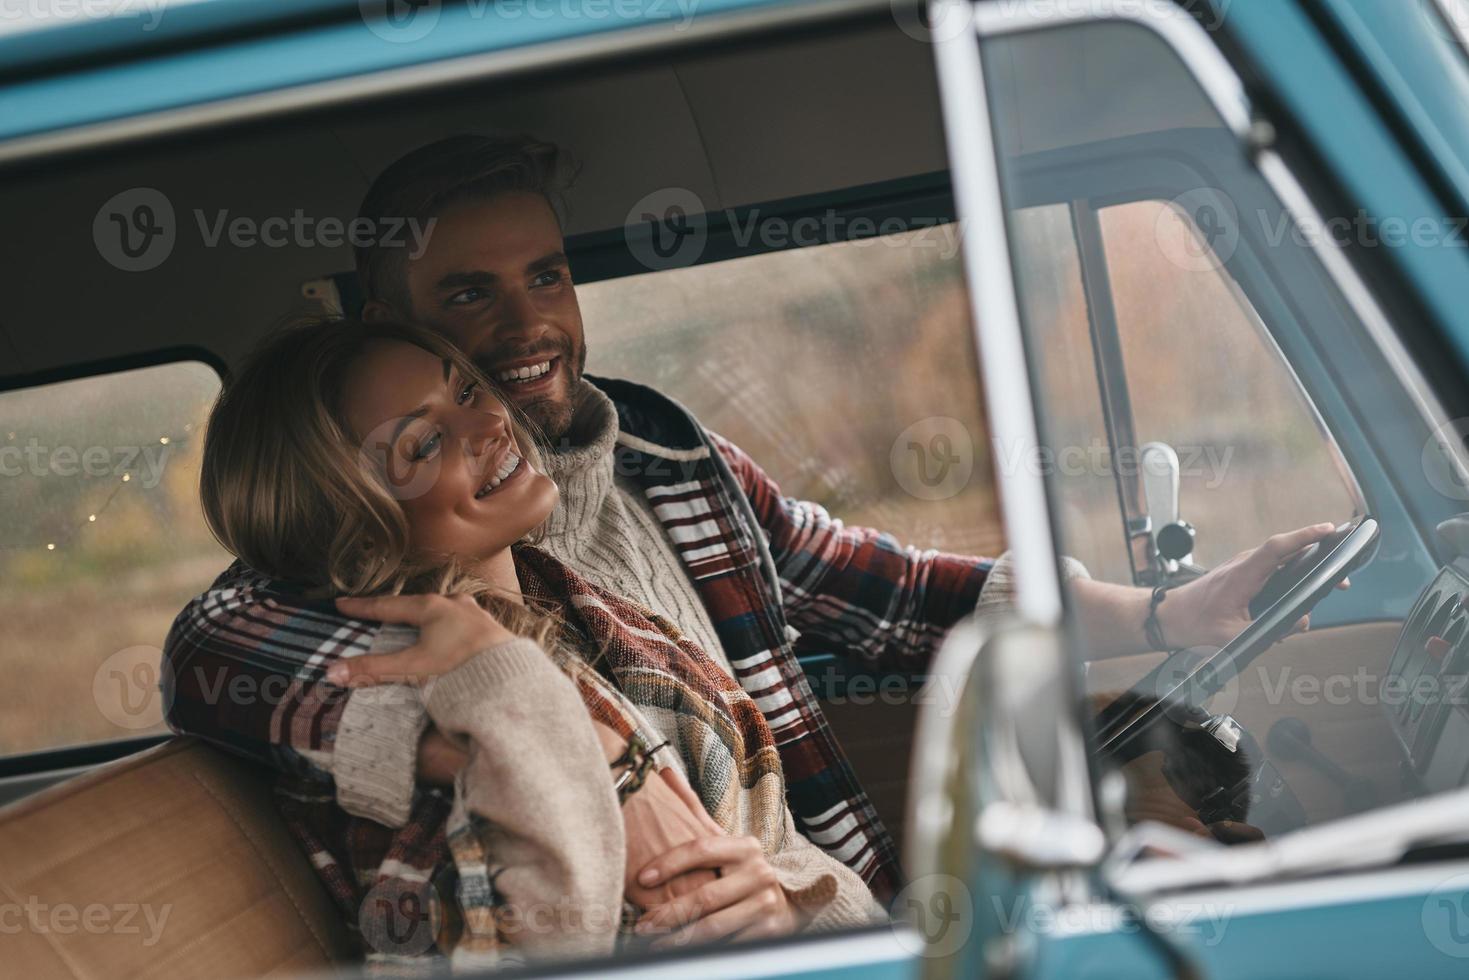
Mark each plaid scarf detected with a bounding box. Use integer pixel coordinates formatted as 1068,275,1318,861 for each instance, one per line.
262,544,808,970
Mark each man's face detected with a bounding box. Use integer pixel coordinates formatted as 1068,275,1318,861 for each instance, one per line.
389,191,586,442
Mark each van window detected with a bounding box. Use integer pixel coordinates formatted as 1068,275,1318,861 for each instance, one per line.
0,360,227,756
580,224,1002,558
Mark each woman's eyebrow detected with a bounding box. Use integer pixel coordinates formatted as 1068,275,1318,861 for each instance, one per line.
389,406,430,445
385,361,457,445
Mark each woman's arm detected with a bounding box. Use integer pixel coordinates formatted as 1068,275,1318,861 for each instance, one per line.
327,593,627,959
421,640,626,958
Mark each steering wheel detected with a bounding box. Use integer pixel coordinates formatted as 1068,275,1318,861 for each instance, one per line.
1097,517,1379,759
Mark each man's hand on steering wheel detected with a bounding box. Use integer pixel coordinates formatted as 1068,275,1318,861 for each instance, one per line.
1156,522,1348,650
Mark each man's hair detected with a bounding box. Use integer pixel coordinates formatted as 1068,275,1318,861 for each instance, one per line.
355,133,569,314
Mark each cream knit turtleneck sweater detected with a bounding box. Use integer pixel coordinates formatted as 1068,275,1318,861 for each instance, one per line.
536,382,734,676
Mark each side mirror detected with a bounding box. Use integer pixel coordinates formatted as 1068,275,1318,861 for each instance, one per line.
904,615,1104,974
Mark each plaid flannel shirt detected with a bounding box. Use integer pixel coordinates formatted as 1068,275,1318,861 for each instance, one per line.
163,374,992,932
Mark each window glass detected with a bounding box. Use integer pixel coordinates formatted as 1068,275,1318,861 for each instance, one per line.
0,361,227,755
580,225,1001,558
986,18,1469,845
1010,203,1132,585
1100,199,1359,570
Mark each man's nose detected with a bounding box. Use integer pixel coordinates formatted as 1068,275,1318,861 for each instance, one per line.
490,287,551,348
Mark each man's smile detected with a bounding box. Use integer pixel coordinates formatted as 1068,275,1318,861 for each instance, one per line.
486,354,563,400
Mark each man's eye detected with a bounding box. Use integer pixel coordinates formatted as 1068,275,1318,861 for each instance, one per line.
532,270,564,287
409,432,441,461
447,288,489,306
457,381,479,405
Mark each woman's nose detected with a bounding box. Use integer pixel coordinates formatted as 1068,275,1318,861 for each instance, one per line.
467,409,510,459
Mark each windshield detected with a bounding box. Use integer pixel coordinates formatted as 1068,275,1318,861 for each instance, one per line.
984,16,1469,848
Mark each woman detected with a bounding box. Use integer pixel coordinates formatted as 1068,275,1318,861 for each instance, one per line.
174,316,880,971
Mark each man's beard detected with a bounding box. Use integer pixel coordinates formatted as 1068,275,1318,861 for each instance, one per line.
477,340,585,446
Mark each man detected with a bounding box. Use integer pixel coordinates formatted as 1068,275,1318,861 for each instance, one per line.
165,133,1338,938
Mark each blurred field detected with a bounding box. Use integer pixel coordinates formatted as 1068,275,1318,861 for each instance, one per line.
0,362,231,754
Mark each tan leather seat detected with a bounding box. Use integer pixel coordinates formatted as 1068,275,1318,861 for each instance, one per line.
0,738,353,979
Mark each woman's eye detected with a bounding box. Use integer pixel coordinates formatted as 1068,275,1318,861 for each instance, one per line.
409,432,441,461
457,381,479,405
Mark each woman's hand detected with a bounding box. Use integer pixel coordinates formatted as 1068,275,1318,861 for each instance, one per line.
325,593,515,687
588,724,721,908
632,835,803,948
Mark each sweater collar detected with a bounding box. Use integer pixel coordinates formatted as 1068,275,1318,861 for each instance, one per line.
541,380,620,539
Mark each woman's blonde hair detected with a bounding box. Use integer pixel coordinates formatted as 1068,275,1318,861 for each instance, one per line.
201,315,559,643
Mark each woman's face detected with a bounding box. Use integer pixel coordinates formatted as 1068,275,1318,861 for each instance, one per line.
340,339,558,561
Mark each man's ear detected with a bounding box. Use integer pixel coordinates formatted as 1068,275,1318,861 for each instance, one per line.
361,299,397,323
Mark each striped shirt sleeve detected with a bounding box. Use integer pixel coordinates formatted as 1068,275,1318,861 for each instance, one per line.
711,434,993,674
161,560,426,827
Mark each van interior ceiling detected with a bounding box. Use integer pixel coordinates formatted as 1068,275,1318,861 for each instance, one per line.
0,17,948,385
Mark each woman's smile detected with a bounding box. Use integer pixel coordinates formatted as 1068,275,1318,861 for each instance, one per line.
474,446,527,500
